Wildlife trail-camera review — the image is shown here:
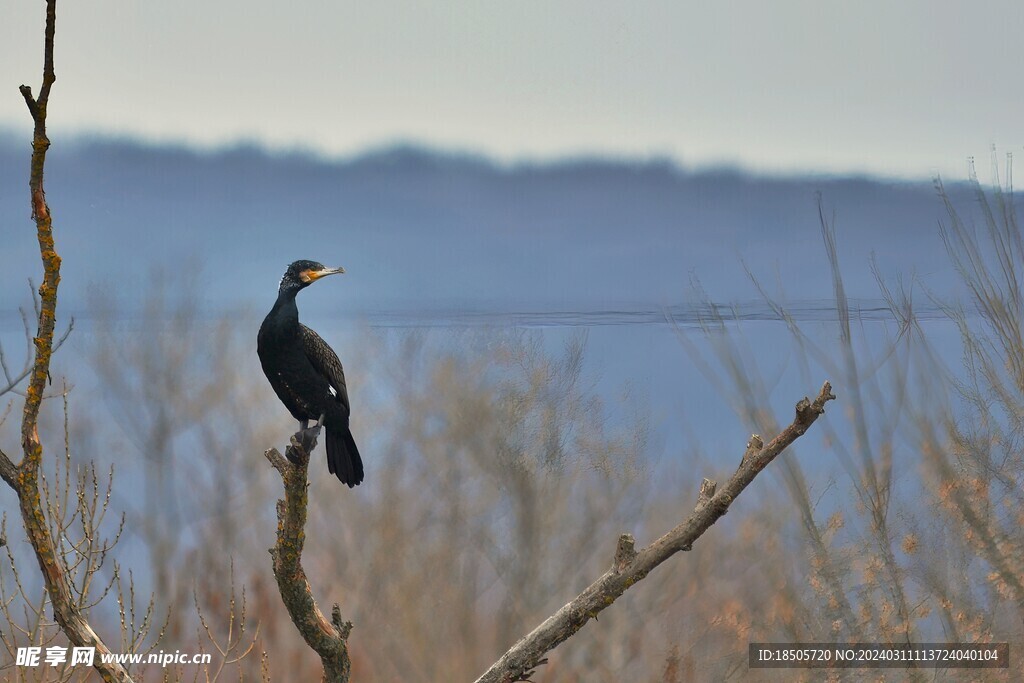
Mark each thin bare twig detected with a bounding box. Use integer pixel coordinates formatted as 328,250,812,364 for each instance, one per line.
0,311,74,398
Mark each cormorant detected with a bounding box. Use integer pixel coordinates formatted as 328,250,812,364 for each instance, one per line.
257,260,363,487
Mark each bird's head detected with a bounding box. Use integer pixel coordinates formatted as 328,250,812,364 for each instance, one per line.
278,260,345,294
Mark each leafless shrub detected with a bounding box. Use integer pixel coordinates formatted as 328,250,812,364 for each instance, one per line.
86,273,279,637
0,387,162,682
664,166,1022,681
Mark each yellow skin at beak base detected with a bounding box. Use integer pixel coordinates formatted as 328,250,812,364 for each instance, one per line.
300,267,345,283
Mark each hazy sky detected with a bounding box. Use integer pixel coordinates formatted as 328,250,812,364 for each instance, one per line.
2,1,1021,179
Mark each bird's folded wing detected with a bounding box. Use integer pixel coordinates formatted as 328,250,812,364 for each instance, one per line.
299,324,351,411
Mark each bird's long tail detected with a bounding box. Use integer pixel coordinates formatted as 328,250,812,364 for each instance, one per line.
326,426,364,488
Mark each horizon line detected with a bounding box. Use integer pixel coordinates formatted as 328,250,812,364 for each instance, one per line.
0,123,956,186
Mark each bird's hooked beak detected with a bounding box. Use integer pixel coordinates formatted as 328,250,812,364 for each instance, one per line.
300,266,345,283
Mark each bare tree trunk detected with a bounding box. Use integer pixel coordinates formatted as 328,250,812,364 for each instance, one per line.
266,431,353,682
0,3,134,681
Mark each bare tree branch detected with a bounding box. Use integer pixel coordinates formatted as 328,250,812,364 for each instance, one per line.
265,429,353,683
475,381,835,683
0,3,134,681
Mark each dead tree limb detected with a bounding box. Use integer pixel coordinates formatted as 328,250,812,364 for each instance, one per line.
265,429,352,683
475,381,836,683
0,3,134,682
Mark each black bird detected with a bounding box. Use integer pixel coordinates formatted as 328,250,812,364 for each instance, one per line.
258,260,363,487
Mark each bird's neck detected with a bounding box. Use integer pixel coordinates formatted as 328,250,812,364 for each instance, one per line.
270,289,300,326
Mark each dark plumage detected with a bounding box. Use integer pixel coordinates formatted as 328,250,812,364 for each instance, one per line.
258,260,363,487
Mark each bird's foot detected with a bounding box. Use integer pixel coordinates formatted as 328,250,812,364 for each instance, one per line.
288,414,326,464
